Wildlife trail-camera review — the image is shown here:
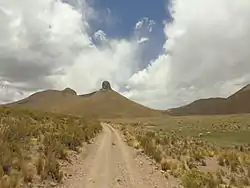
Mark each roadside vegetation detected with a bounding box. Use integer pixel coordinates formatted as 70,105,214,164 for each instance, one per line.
112,115,250,188
0,107,101,188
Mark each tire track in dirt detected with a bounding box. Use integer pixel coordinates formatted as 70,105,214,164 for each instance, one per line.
61,123,179,188
83,125,112,188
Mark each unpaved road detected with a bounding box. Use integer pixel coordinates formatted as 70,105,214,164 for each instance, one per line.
61,123,179,188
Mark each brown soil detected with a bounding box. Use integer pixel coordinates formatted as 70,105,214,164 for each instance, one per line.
60,123,179,188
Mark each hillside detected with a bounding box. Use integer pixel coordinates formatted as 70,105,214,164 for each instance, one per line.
7,88,81,112
6,81,162,118
167,84,250,115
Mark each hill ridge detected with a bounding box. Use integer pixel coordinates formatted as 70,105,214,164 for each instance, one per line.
167,84,250,115
5,81,163,118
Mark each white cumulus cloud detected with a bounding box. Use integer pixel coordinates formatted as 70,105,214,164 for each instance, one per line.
0,0,140,103
134,17,156,33
137,37,149,44
1,0,250,110
126,0,250,109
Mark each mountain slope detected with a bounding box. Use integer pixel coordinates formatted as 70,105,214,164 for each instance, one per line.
6,82,162,118
76,89,162,118
167,84,250,115
7,88,82,113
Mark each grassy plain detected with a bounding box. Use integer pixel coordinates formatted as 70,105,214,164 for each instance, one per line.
109,114,250,188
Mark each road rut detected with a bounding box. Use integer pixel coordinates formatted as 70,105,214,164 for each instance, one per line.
61,123,178,188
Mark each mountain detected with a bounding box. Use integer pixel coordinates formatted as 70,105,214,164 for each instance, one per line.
6,81,162,118
167,84,250,116
7,88,81,113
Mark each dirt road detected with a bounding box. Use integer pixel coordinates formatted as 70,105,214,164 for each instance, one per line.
61,123,178,188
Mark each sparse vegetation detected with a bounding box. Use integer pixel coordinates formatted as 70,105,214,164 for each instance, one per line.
181,169,218,188
0,107,101,187
112,114,250,188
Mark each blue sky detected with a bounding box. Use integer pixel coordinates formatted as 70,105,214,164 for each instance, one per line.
88,0,172,67
90,0,171,37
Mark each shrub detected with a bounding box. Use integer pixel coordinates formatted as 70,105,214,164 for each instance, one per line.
36,155,45,176
161,159,178,172
247,166,250,178
22,163,35,183
181,169,218,188
136,135,162,162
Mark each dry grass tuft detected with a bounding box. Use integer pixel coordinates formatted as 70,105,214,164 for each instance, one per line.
181,169,218,188
0,106,102,187
115,116,250,188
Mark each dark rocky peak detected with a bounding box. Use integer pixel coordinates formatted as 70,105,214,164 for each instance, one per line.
62,88,77,95
101,81,112,90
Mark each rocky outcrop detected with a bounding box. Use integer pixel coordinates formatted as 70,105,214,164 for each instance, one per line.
102,81,112,90
62,88,77,95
